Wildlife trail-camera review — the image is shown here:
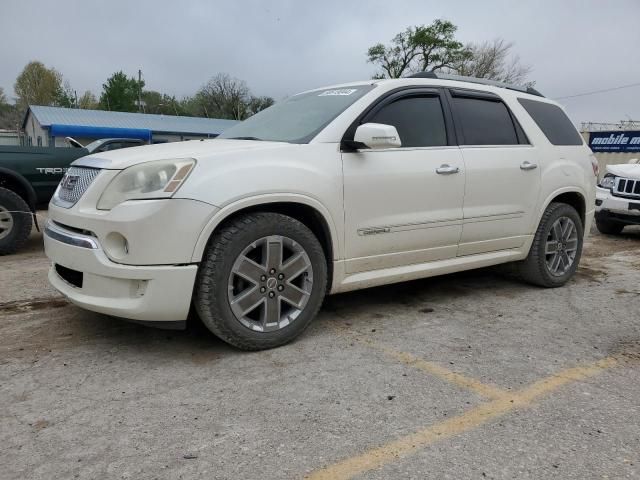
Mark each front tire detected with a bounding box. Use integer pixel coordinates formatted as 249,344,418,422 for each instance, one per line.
518,202,583,288
194,212,327,350
595,217,624,235
0,187,33,256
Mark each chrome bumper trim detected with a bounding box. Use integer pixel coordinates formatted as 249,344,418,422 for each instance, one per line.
44,220,99,249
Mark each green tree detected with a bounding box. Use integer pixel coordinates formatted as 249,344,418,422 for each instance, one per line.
141,90,185,115
99,71,144,112
78,90,98,109
14,61,63,107
56,80,76,108
0,87,7,107
246,96,275,117
367,20,471,78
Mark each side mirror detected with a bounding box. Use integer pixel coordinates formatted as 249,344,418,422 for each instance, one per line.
353,123,402,149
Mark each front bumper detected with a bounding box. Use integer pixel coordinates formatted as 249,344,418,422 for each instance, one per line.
595,186,640,225
44,220,198,322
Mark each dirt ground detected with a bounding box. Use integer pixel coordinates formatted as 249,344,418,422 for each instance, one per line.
1,216,639,480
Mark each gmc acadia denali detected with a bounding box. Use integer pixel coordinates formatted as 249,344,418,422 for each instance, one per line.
43,73,598,350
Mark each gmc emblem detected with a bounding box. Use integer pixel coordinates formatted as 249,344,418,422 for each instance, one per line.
61,174,80,190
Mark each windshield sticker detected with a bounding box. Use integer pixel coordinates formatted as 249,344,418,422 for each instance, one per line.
318,89,358,96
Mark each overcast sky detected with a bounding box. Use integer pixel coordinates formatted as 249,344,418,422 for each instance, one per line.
1,0,639,125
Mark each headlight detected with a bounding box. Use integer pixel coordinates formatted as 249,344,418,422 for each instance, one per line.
97,159,195,210
599,174,616,190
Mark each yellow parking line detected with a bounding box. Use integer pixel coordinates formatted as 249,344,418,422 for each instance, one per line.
306,357,618,480
374,344,510,400
332,322,508,400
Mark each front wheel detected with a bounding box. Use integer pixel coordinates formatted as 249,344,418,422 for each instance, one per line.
0,187,33,256
518,202,583,288
194,212,328,350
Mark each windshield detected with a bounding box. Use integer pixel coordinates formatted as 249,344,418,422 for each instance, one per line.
218,84,376,143
84,139,107,153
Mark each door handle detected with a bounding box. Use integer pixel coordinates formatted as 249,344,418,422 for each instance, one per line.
436,164,460,175
520,161,538,171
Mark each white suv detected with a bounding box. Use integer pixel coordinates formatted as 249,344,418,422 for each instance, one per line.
44,73,598,350
595,160,640,234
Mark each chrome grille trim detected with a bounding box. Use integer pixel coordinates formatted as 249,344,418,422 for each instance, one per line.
52,167,101,208
613,177,640,199
44,220,99,249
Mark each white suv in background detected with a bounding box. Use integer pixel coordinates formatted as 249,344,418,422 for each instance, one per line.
595,160,640,234
44,73,598,350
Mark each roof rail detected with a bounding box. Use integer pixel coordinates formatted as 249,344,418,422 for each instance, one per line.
407,71,544,97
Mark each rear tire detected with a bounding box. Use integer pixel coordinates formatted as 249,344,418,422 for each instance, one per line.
194,212,327,350
518,202,583,288
0,187,32,256
595,217,624,235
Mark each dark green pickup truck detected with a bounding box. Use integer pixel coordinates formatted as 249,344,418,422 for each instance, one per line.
0,138,145,255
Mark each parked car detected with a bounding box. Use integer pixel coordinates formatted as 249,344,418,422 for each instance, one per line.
43,73,598,350
595,160,640,234
0,138,145,254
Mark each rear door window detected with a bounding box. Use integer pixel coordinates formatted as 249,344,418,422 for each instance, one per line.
518,98,583,146
451,96,519,145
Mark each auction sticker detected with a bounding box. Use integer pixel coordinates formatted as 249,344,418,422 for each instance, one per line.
318,89,358,96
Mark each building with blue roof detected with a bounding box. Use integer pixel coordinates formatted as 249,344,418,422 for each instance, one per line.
22,105,238,147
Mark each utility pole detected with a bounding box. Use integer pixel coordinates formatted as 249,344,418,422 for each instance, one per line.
138,69,143,113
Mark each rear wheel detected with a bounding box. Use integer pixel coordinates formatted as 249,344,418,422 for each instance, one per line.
518,202,583,287
0,187,32,256
194,212,327,350
595,217,624,235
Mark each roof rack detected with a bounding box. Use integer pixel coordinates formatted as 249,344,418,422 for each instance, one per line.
407,71,544,97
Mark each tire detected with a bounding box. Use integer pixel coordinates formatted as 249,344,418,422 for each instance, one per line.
595,217,624,235
194,212,328,350
0,187,33,256
518,202,583,288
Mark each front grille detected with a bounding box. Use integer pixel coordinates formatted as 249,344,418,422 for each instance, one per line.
613,177,640,199
53,167,101,208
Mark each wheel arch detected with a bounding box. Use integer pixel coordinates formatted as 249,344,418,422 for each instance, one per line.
192,194,340,271
538,187,587,229
0,168,37,211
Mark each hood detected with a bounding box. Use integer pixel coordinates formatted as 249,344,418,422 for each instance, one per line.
72,139,289,170
606,162,640,179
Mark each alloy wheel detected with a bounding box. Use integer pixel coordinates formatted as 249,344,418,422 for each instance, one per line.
545,216,578,276
227,235,314,332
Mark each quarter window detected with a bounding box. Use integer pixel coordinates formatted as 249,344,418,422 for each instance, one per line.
368,96,447,148
452,97,519,145
518,98,583,146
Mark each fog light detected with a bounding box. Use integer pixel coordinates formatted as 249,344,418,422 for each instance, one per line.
104,232,129,259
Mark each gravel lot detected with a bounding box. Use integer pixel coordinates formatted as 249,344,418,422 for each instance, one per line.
1,214,639,480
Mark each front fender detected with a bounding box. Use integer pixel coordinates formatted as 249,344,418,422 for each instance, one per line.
191,193,342,263
0,167,38,210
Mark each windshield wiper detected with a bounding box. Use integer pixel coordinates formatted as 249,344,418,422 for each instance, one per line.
227,136,263,141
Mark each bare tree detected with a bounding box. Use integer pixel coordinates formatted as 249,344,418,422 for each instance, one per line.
196,74,274,120
197,73,251,120
450,39,532,85
78,91,98,109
